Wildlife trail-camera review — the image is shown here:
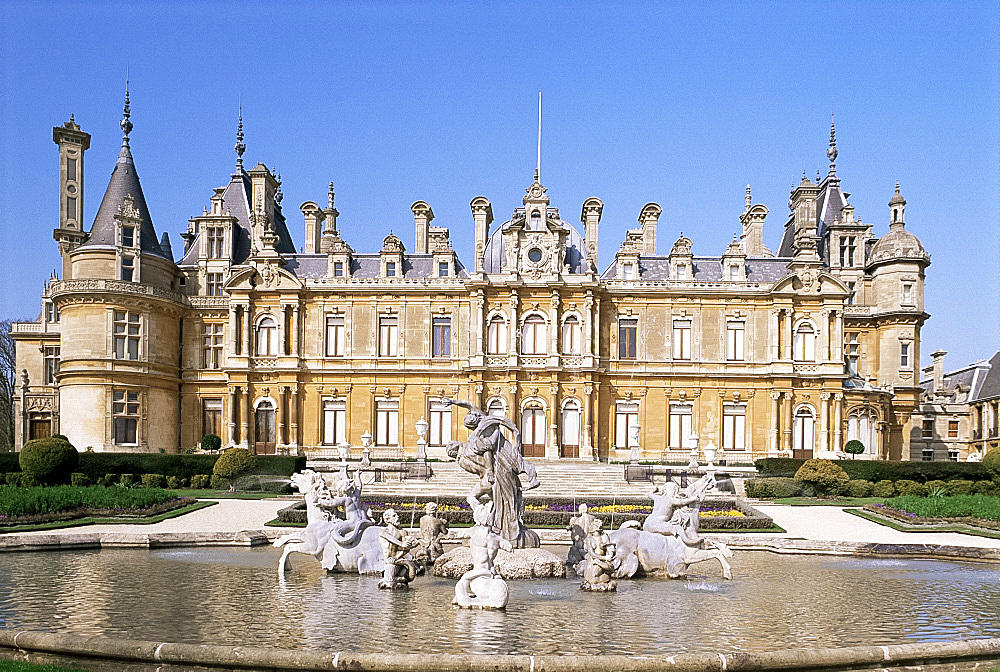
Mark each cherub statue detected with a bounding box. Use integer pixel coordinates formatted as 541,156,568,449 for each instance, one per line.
581,518,617,592
453,500,511,609
418,502,449,564
377,508,419,590
567,503,597,569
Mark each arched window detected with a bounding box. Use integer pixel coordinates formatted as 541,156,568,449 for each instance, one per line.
561,315,581,355
256,316,277,356
793,322,816,362
793,406,815,457
487,398,506,417
561,400,580,458
487,315,507,355
847,407,879,455
521,314,547,355
521,403,545,458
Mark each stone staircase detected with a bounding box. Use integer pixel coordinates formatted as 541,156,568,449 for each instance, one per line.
308,459,749,499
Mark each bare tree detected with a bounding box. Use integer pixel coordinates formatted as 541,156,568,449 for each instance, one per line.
0,320,17,452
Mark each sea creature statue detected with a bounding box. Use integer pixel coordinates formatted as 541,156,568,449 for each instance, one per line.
581,518,617,592
453,500,511,610
443,398,540,548
377,509,420,590
608,474,734,580
417,502,449,564
273,470,385,576
567,503,597,569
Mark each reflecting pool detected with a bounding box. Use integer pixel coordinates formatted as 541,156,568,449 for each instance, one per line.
1,548,998,655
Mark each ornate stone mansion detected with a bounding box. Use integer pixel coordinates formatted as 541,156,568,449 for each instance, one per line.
12,96,934,462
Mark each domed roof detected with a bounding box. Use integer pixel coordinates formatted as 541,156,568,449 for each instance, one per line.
482,214,587,274
867,225,929,267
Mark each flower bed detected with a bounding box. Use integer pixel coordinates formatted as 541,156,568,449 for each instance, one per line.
0,485,191,527
276,495,772,530
864,494,1000,531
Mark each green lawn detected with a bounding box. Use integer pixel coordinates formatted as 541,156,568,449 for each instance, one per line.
846,508,1000,540
0,500,215,533
771,497,887,507
0,661,84,672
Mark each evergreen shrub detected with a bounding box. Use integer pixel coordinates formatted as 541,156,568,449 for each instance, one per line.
0,454,20,473
894,479,928,497
872,480,896,498
973,480,1000,497
118,474,138,488
73,453,305,482
70,473,89,487
945,479,975,496
212,448,257,491
925,479,949,496
191,474,210,489
844,440,865,458
5,472,23,487
983,450,1000,480
201,434,222,452
794,459,850,496
141,473,166,489
846,479,873,498
19,437,79,485
209,474,229,490
166,476,183,490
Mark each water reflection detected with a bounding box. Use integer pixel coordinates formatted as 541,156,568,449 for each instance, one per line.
1,548,998,656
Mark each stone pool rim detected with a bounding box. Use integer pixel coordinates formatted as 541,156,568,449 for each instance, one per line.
2,529,1000,564
1,629,999,671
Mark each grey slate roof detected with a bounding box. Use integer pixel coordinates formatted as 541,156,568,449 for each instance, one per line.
482,216,587,274
974,352,1000,401
601,256,792,283
919,353,998,403
76,143,168,259
284,253,469,279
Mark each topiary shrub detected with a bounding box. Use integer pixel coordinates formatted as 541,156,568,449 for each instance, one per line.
895,479,928,497
794,459,850,496
872,479,896,498
212,448,258,492
141,473,167,489
846,479,873,498
19,437,79,485
984,450,1000,480
70,473,90,487
844,440,865,459
118,473,138,488
51,434,69,441
945,479,975,496
972,480,1000,497
209,474,229,491
5,472,23,487
166,475,183,490
190,474,210,489
744,479,770,498
925,479,949,496
201,434,222,452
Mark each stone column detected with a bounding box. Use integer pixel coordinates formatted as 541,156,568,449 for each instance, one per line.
820,392,830,453
229,306,239,356
782,392,793,453
289,384,299,451
508,291,519,361
583,383,594,460
291,306,300,357
833,393,843,452
474,291,485,358
243,306,252,357
239,386,250,448
277,386,287,448
583,292,594,358
833,310,844,363
549,291,560,361
769,309,780,361
783,310,793,360
226,388,236,446
547,384,559,459
593,297,602,359
769,391,780,454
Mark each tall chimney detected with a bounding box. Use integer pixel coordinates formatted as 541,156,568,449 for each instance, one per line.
411,201,434,254
931,349,947,394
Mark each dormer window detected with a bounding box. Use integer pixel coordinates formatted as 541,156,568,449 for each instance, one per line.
677,265,689,280
622,262,635,280
334,261,344,277
438,262,448,277
728,265,738,281
122,225,135,248
207,227,225,258
120,255,135,282
530,210,542,228
386,262,396,277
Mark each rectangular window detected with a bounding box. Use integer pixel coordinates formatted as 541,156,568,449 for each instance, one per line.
847,281,856,305
112,390,139,444
902,283,913,305
207,227,225,259
487,317,507,355
922,448,934,462
840,236,856,267
622,262,635,280
45,303,60,323
322,398,347,445
429,400,451,446
728,265,739,281
561,318,581,355
672,320,691,360
385,261,396,277
67,157,77,181
113,310,140,360
202,323,223,369
334,261,344,277
121,225,135,248
325,315,345,357
120,255,134,282
375,399,399,446
922,418,934,439
43,346,60,385
438,262,449,277
676,265,689,280
378,316,398,357
669,403,693,449
618,318,637,359
614,402,639,449
206,273,223,296
66,196,77,222
722,403,746,450
900,343,910,368
432,316,451,357
948,420,959,439
845,332,860,376
202,398,222,438
726,321,745,361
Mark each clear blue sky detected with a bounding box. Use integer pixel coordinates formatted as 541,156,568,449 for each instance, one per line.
1,1,998,372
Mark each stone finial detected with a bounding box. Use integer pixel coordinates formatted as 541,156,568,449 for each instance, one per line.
275,171,283,204
327,182,335,209
235,103,246,168
120,78,133,145
745,184,752,211
827,114,838,175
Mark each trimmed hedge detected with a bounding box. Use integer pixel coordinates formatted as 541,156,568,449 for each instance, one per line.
756,457,990,483
0,485,179,518
20,438,79,485
69,453,305,482
745,477,803,498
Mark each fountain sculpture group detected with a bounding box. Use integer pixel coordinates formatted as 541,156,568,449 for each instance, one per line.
274,399,734,606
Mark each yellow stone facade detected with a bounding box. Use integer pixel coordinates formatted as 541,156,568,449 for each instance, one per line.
13,111,932,462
